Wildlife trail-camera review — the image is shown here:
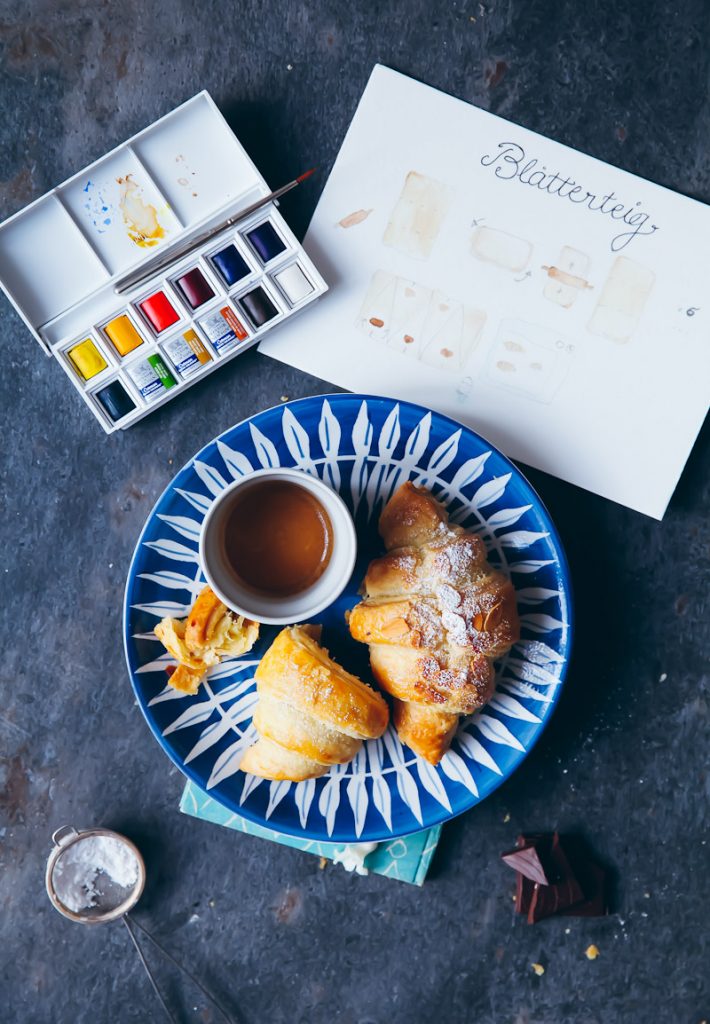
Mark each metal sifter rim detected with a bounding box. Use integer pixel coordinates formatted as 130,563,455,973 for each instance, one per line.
45,825,146,925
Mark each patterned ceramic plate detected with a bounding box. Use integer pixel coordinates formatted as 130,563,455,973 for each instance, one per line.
124,395,572,843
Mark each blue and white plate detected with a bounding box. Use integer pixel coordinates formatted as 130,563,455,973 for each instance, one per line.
124,395,572,843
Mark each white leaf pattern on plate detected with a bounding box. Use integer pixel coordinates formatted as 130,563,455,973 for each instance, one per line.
143,540,198,564
508,558,556,574
456,730,503,776
239,772,264,805
266,780,292,818
439,749,478,796
132,599,192,618
282,407,318,474
471,474,512,509
487,505,533,530
416,759,452,812
474,714,526,751
137,570,204,594
216,439,254,479
175,488,213,515
318,400,342,491
294,777,316,828
368,738,392,830
520,613,568,633
350,401,373,512
318,770,343,836
206,725,257,789
193,460,228,496
500,530,550,549
249,423,280,468
157,514,202,542
488,694,542,723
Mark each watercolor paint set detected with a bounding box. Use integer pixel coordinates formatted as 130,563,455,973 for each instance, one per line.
0,92,327,433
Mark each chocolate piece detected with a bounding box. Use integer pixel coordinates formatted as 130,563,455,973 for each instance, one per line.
505,832,608,924
516,870,534,917
555,835,609,917
561,859,608,918
501,843,550,886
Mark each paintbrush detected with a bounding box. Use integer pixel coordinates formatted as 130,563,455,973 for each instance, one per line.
114,168,316,295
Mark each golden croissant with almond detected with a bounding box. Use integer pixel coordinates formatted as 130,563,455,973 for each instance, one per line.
348,482,520,764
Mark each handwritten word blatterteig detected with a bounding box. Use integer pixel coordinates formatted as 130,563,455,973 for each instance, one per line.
480,142,659,252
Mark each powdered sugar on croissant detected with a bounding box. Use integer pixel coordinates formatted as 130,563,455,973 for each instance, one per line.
348,482,519,764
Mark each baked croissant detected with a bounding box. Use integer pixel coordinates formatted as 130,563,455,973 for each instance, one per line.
239,624,389,781
155,585,259,694
348,482,519,764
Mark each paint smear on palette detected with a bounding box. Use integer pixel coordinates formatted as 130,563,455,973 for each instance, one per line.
117,174,166,248
175,153,198,197
383,172,451,259
356,269,486,370
337,209,373,228
82,180,114,234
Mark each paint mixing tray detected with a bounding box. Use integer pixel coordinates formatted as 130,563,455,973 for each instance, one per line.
0,92,327,433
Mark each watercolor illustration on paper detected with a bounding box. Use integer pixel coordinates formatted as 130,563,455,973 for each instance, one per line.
356,269,486,370
383,172,451,259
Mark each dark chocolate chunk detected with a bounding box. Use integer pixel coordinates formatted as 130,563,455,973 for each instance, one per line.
516,870,535,917
505,832,608,924
501,843,550,886
561,859,608,917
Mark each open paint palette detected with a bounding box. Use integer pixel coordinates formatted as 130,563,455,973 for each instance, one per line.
0,92,327,433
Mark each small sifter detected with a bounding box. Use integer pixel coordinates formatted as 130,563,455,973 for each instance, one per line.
46,825,237,1023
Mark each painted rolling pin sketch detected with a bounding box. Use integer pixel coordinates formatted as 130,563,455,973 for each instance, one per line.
262,65,710,519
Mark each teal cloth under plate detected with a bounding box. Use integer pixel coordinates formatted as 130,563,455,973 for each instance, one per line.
180,781,441,886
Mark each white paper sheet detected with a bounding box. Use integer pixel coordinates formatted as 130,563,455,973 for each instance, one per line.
261,65,710,519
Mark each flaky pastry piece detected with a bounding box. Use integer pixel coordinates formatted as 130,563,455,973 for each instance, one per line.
348,482,519,764
154,585,259,695
239,624,389,782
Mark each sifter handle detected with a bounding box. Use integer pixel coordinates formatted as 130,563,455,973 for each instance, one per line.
123,913,238,1024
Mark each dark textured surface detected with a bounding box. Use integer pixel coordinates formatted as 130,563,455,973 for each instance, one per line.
1,2,708,1022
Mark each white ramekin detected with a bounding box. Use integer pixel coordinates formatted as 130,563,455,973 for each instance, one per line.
199,467,357,625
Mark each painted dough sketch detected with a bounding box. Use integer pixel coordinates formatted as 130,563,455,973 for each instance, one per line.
383,172,451,259
485,319,574,403
470,226,533,273
587,256,655,343
357,269,485,370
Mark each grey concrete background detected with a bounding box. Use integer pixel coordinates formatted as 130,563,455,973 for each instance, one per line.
0,1,708,1022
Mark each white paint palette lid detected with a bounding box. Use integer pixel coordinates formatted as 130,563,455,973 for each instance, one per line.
0,92,269,352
